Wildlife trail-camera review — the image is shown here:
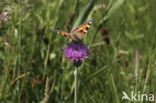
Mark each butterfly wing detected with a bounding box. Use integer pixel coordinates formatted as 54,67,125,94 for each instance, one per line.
55,30,72,39
55,19,92,42
70,19,92,41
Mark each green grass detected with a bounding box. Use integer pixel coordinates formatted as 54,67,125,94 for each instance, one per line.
0,0,156,103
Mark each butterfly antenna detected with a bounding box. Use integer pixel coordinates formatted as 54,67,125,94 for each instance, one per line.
88,19,93,22
54,30,60,33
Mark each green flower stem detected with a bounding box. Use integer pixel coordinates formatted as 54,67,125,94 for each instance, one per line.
74,67,78,103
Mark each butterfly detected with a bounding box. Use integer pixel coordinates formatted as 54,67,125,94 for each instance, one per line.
55,19,92,42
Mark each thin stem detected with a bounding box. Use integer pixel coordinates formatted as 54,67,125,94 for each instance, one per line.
134,49,139,97
74,67,78,103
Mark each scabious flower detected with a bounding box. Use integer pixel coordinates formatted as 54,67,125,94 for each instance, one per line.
63,42,89,67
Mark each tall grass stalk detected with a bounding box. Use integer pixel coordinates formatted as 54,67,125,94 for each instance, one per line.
134,49,139,103
111,73,120,103
43,0,63,79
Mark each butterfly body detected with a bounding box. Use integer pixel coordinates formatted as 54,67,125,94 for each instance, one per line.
55,20,92,42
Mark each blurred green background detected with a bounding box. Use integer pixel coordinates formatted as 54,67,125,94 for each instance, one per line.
0,0,156,103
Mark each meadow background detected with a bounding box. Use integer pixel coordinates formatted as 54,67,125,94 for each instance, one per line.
0,0,156,103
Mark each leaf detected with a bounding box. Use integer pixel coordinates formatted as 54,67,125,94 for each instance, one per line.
99,0,125,29
71,0,96,31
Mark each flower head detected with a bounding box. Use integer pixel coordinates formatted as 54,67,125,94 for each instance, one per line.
63,42,89,66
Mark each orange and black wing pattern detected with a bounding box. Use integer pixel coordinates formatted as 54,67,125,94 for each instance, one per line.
55,19,92,42
71,19,92,38
55,30,72,39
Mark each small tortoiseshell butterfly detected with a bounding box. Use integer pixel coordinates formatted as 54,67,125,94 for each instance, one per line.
55,19,92,42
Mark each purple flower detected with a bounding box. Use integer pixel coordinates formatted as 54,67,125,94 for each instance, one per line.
63,42,89,66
